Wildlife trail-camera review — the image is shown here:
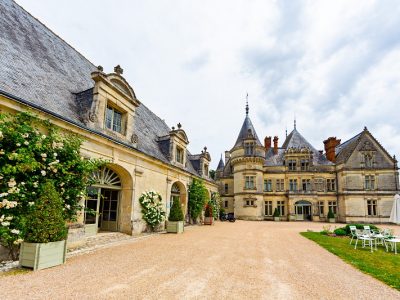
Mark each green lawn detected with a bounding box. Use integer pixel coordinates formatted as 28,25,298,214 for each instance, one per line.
301,232,400,291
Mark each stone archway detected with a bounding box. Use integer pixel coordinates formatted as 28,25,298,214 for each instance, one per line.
170,181,187,221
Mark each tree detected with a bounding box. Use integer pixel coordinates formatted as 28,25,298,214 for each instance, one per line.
168,198,184,222
188,178,208,223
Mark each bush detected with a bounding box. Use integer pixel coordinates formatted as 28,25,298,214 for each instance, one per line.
168,198,184,222
139,191,165,231
188,179,208,222
333,228,347,236
343,224,379,235
25,180,68,243
273,207,280,217
327,208,335,219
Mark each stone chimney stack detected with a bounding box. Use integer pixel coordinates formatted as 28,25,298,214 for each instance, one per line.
225,151,230,164
264,136,272,151
323,137,341,162
273,136,279,155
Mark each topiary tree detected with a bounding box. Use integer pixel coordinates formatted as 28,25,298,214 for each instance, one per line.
168,198,184,222
273,207,280,217
139,191,165,231
327,208,335,219
188,178,208,223
25,180,67,244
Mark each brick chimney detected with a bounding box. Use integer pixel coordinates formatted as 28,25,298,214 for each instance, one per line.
323,137,341,162
264,136,272,151
273,136,279,155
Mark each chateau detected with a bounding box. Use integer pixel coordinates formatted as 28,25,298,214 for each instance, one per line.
216,104,399,223
0,0,217,242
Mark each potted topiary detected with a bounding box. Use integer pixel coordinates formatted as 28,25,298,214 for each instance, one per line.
19,180,68,271
167,198,184,233
273,208,280,221
204,205,213,225
327,208,335,223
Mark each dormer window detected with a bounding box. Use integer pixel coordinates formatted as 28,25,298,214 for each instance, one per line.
245,142,254,155
176,146,184,164
105,105,123,133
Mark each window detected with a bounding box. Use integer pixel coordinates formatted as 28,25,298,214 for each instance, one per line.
277,200,285,216
176,146,184,164
245,199,255,206
367,200,377,216
365,175,375,190
276,179,285,191
224,183,229,194
244,142,254,155
264,179,272,192
318,201,324,216
204,164,209,177
288,160,297,171
328,201,337,215
314,179,325,192
245,176,255,189
301,159,309,171
224,200,228,208
327,179,336,191
302,179,311,191
289,179,297,192
105,105,123,133
264,201,273,216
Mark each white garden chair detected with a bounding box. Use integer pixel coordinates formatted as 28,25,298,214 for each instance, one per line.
354,229,374,252
349,226,357,245
363,225,372,235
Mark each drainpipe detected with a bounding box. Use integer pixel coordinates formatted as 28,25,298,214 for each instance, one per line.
335,170,340,222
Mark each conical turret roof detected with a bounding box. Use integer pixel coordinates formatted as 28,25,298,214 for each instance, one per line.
233,115,263,148
216,155,225,170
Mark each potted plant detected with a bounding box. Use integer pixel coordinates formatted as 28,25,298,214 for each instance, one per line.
327,208,335,223
273,208,280,221
19,180,68,271
167,198,184,233
204,205,213,225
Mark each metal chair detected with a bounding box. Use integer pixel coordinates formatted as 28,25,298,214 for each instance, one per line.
354,229,374,252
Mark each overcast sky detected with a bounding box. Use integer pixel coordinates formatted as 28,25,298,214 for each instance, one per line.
16,0,400,168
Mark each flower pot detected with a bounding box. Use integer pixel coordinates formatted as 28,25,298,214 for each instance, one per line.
289,215,296,221
19,240,67,271
204,217,213,225
274,217,280,221
328,218,336,223
166,221,184,233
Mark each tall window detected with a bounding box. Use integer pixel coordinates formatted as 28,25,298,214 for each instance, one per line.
224,200,228,208
224,183,229,194
276,179,285,191
302,179,311,191
264,179,272,192
277,200,285,216
314,178,325,192
288,160,297,171
244,142,254,155
365,175,375,190
105,105,122,133
289,179,297,192
327,179,336,191
301,159,309,171
176,147,184,164
318,201,324,216
264,201,273,216
328,201,337,215
367,200,377,216
204,164,209,177
245,176,255,189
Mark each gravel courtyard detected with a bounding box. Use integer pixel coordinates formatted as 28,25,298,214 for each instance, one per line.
1,221,400,299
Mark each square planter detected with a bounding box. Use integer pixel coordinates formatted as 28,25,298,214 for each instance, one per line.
166,221,184,233
19,240,67,271
328,218,336,223
274,217,280,221
204,217,213,225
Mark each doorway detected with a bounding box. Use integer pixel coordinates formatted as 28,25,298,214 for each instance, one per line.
295,200,312,221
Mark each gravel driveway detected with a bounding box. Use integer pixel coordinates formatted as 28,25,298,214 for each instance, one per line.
1,221,399,299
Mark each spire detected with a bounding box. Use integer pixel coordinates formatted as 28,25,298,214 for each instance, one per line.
294,113,297,130
285,125,288,138
217,153,225,170
245,93,249,116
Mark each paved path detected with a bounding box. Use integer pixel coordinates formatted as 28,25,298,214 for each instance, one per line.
1,221,400,299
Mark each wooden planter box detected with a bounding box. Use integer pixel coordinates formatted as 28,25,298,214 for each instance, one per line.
166,221,184,233
204,217,213,225
19,240,67,271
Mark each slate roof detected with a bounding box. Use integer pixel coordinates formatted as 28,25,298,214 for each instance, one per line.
233,115,263,148
335,132,362,164
216,156,225,170
0,0,202,177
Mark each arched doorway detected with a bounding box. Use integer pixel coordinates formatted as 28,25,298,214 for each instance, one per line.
170,182,187,222
295,200,312,221
85,167,122,234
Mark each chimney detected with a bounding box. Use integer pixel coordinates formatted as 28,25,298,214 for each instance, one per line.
225,151,230,164
273,136,279,155
323,137,341,162
264,136,272,151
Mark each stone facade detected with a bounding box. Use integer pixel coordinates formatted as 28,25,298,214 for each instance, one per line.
217,110,399,224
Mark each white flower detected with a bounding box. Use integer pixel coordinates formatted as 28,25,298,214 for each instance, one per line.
41,134,46,139
52,168,57,173
13,238,23,245
28,202,34,206
8,178,16,188
60,182,65,187
1,221,10,227
0,149,4,155
0,131,3,139
16,143,21,147
41,153,47,158
53,153,58,157
22,133,29,138
24,141,29,145
41,170,46,176
5,216,13,221
20,182,25,185
65,204,71,210
0,192,8,197
10,229,20,235
33,182,38,188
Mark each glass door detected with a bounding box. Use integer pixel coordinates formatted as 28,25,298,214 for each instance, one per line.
99,189,119,232
84,187,101,236
296,205,304,220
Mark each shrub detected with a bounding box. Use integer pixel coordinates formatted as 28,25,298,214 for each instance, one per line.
188,179,208,222
25,180,67,243
168,198,184,222
333,228,347,236
208,192,221,220
273,207,280,217
327,208,335,219
204,205,212,217
139,191,165,231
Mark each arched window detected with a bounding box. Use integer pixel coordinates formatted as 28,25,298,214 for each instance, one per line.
91,166,122,188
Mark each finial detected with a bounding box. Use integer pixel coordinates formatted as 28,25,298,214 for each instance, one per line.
204,146,207,152
245,93,249,116
114,65,123,75
364,126,368,131
294,113,297,130
97,65,103,72
177,123,182,129
285,125,288,138
171,126,175,130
